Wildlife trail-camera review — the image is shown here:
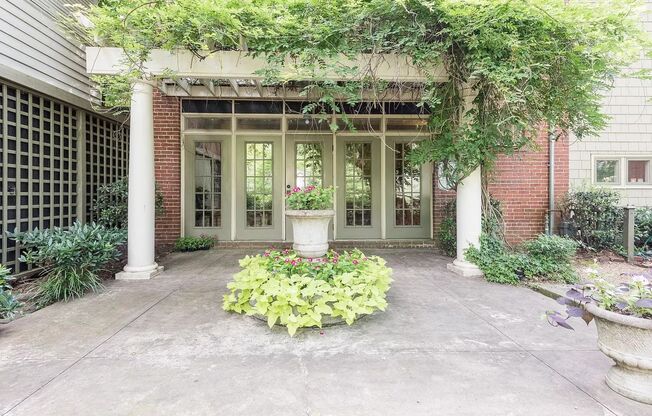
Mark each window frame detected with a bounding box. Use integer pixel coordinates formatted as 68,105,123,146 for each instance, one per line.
591,154,652,188
626,158,651,185
593,158,621,185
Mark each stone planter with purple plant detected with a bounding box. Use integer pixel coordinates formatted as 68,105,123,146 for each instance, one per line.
546,272,652,404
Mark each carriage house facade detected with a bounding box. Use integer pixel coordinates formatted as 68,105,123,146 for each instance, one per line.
86,48,569,280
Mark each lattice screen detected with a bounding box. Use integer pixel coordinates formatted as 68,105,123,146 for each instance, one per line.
84,114,129,222
0,80,129,274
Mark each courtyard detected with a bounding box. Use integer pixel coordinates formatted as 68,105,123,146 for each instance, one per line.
1,249,649,416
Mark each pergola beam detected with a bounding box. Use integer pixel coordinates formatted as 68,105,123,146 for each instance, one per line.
85,47,446,83
199,79,216,96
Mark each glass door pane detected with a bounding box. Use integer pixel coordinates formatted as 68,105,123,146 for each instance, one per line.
245,142,274,227
235,135,283,240
336,137,381,239
344,142,373,227
285,134,333,241
295,142,324,187
194,142,222,227
394,142,420,227
385,137,432,239
183,135,231,238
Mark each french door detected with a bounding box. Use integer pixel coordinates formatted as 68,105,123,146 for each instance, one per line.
285,134,334,240
235,135,284,240
385,137,432,239
335,136,382,239
183,135,231,237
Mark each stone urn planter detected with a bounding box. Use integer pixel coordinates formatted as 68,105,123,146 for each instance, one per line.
585,303,652,404
285,209,334,258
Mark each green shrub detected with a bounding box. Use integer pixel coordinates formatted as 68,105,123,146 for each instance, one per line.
635,207,652,251
465,235,523,284
523,234,579,263
466,234,578,285
285,185,334,210
559,187,622,250
94,177,165,229
174,236,215,252
223,249,392,336
0,264,20,319
9,222,126,306
522,235,579,283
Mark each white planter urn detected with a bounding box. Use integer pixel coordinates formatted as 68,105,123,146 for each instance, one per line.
585,303,652,404
285,209,334,258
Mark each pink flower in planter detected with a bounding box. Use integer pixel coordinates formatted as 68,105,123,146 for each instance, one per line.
352,259,359,265
293,186,301,193
305,185,315,192
291,260,297,266
263,251,270,257
285,258,291,263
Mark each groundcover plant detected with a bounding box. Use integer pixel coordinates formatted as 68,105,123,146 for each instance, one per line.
223,249,392,336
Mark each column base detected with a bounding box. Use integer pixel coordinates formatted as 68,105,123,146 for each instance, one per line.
115,265,164,280
447,259,484,278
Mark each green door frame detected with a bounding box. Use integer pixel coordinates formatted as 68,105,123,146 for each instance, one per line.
335,136,382,239
384,136,432,239
183,134,232,238
235,135,284,240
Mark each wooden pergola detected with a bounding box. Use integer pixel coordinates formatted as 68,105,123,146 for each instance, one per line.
86,47,482,279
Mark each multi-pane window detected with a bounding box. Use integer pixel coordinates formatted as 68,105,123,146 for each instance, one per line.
394,143,421,226
245,142,273,227
295,143,323,187
194,142,222,227
628,160,650,184
595,159,619,184
344,142,372,226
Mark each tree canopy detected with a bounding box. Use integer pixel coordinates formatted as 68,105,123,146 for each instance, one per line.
74,0,648,182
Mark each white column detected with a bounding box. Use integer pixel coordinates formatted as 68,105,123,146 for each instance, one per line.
116,81,162,280
447,166,484,277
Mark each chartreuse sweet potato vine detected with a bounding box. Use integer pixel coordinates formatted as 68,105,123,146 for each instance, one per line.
74,0,647,184
223,249,392,336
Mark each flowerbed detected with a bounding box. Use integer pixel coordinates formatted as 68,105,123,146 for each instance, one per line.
222,249,392,336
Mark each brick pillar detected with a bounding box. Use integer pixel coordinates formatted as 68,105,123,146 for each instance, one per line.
153,90,181,253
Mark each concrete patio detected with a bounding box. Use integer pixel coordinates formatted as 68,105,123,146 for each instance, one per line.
1,249,650,416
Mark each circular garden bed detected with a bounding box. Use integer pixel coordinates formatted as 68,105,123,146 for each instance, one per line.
222,248,393,336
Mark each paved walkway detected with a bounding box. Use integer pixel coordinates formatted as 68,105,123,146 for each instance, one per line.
1,249,650,415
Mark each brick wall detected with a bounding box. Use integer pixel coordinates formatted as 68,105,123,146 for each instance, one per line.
153,90,182,252
432,125,570,246
151,93,569,248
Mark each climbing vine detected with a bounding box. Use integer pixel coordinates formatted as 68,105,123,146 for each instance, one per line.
71,0,647,183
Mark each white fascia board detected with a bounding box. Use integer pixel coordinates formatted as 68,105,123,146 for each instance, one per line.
85,47,446,83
